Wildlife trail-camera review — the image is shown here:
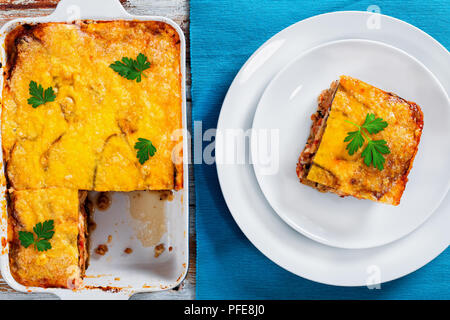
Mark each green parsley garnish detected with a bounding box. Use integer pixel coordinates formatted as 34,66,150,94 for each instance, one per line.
344,113,390,170
134,138,157,164
27,81,56,108
109,53,151,83
361,139,390,171
18,220,55,252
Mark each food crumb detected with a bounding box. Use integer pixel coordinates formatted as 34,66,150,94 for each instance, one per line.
172,282,184,291
159,190,173,201
107,235,112,243
114,277,120,281
96,192,111,210
95,244,108,256
154,243,165,258
124,247,133,254
168,246,173,252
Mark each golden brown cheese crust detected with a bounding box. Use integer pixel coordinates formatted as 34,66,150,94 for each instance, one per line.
8,188,81,288
299,76,423,205
2,21,183,191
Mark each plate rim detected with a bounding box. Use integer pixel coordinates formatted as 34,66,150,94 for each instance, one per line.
216,10,450,286
250,37,450,249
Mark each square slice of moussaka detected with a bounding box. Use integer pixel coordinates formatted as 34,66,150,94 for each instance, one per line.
2,21,183,191
297,76,423,205
8,188,89,288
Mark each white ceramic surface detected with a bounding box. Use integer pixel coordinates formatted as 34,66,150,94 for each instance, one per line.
251,39,450,249
216,11,450,286
0,0,189,299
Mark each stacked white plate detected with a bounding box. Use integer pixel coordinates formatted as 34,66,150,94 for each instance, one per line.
216,11,450,286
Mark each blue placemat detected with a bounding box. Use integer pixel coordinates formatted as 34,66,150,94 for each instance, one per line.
191,0,450,299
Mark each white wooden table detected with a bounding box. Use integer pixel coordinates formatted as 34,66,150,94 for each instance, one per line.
0,0,195,300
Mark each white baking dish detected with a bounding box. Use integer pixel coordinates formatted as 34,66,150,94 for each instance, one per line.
0,0,188,299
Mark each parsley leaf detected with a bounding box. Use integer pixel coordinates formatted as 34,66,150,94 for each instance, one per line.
344,113,390,171
134,138,157,164
109,53,151,83
27,81,56,108
18,220,55,252
361,139,391,170
18,231,35,248
33,220,55,240
35,240,52,252
344,130,365,155
361,113,388,134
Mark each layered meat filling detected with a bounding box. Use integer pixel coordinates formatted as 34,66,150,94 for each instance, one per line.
77,191,90,278
296,80,340,193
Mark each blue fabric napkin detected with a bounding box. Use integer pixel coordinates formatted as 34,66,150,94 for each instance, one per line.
191,0,450,299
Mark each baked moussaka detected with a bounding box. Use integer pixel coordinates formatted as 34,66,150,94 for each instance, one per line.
2,21,183,288
297,75,423,205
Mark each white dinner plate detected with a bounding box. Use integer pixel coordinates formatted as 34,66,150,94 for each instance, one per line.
216,11,450,286
251,39,450,249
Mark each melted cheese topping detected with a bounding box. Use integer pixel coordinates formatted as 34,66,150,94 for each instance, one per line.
9,188,80,288
2,21,183,191
306,76,423,205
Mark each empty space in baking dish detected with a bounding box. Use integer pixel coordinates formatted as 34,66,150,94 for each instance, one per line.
84,191,187,290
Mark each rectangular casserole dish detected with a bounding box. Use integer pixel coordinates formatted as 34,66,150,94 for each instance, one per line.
0,0,189,299
296,75,423,205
